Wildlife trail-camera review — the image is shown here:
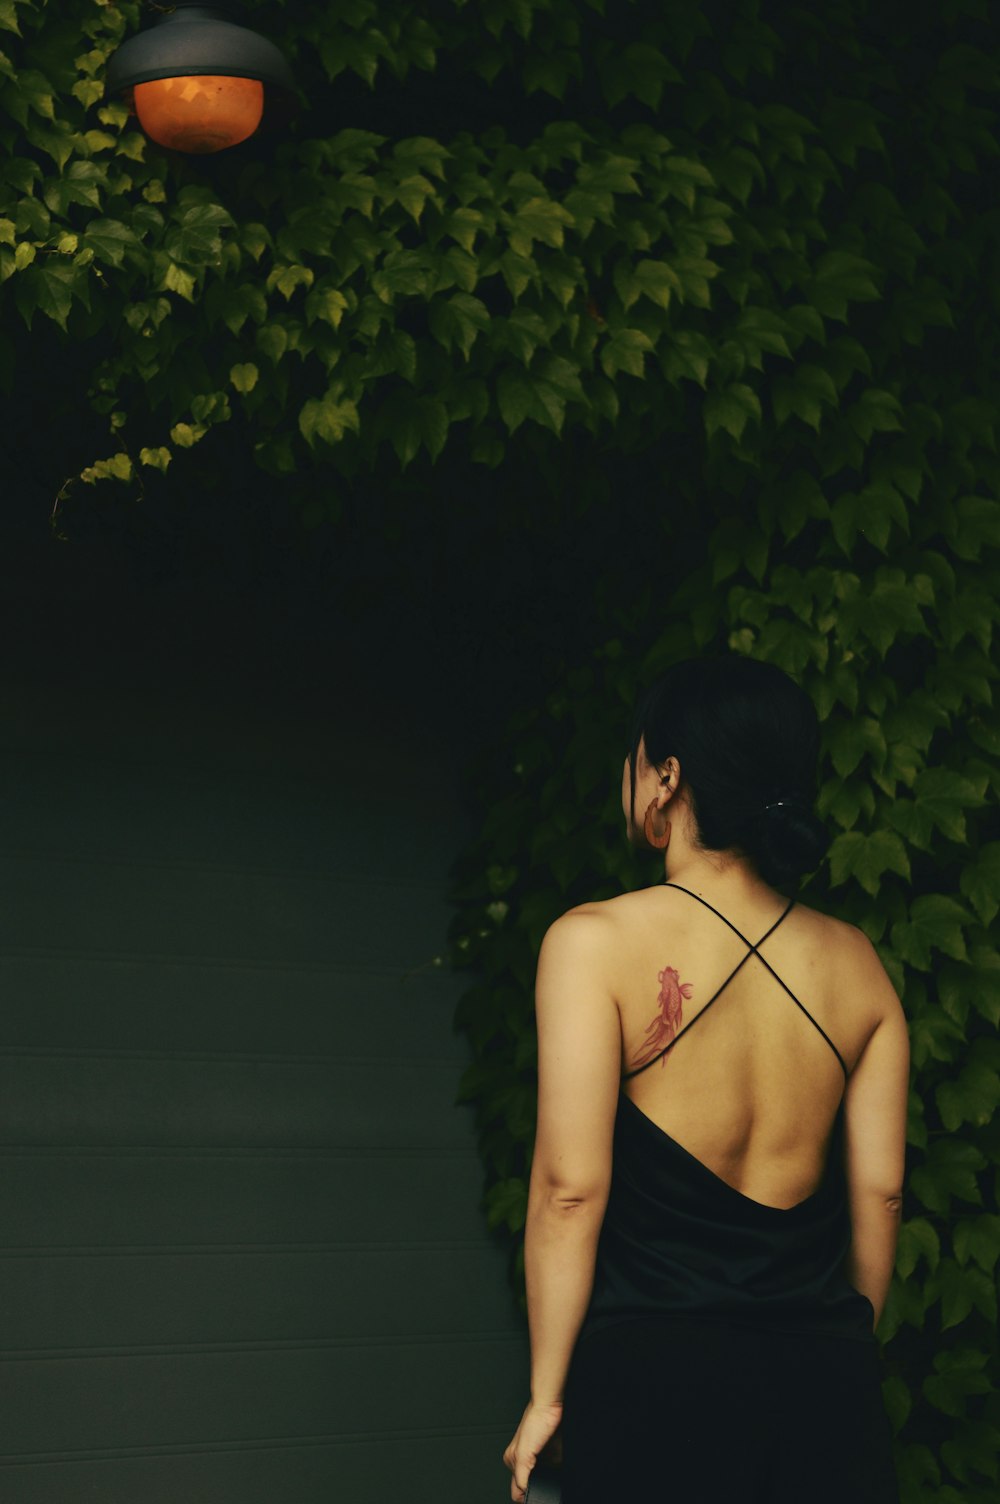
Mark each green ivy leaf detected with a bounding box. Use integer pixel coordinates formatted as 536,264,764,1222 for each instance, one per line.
909,1010,968,1065
891,894,974,970
923,1346,993,1415
5,66,55,126
734,305,794,362
256,324,289,363
138,446,172,471
621,258,682,312
42,160,105,215
484,1176,527,1234
267,264,315,300
443,207,486,255
164,201,236,266
848,387,905,442
12,262,77,330
368,327,416,383
169,422,207,448
378,393,448,467
393,172,437,223
959,843,1000,928
392,135,451,181
497,367,565,435
240,223,272,261
230,363,259,394
773,364,839,433
939,948,1000,1030
70,77,103,108
371,250,435,303
953,1214,1000,1274
80,451,133,483
80,218,135,268
947,495,1000,561
160,261,196,302
827,828,910,894
935,1051,1000,1131
298,392,361,447
578,155,643,195
507,196,575,257
928,1258,995,1333
662,153,714,195
600,328,653,379
32,122,79,172
203,281,267,336
497,249,537,301
886,769,985,850
523,50,577,102
599,42,679,111
704,383,761,443
304,287,348,329
825,715,887,778
896,1217,941,1279
910,1140,986,1216
808,250,882,316
428,292,490,359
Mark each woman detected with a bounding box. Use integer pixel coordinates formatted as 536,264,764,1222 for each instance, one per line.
503,654,907,1502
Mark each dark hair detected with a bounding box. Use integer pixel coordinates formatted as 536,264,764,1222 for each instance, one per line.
627,653,830,892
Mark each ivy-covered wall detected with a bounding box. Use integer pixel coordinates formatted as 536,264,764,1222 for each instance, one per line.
2,0,989,508
3,2,999,1501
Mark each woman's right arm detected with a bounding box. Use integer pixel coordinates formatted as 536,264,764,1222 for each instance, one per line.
840,931,911,1333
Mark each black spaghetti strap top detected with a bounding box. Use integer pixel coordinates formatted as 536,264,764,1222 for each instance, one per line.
576,883,876,1346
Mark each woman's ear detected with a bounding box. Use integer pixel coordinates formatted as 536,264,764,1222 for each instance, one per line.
656,756,675,790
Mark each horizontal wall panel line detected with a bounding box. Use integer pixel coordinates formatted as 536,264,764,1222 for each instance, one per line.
0,1047,465,1066
0,1145,477,1159
0,954,454,983
0,1330,522,1362
0,747,395,787
0,1238,494,1258
0,745,398,778
0,948,446,978
0,1421,505,1469
0,852,445,890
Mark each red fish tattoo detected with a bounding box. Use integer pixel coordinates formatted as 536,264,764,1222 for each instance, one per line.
631,965,694,1071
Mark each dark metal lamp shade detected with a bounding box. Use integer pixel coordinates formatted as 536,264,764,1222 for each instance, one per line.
104,2,298,152
104,2,295,94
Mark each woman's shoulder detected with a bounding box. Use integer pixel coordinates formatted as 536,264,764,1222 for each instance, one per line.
556,888,651,931
563,885,869,951
557,887,883,1037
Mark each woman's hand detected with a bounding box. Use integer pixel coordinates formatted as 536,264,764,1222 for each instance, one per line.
502,1397,564,1500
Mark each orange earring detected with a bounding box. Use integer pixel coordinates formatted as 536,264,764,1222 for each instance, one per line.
644,800,672,850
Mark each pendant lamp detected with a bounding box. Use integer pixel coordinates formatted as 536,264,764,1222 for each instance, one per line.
104,2,298,154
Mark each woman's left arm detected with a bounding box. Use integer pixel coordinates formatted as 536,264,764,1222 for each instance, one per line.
503,909,620,1498
525,1177,607,1405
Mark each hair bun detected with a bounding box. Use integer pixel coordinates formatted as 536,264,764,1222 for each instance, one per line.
764,798,806,818
753,797,828,886
627,653,828,891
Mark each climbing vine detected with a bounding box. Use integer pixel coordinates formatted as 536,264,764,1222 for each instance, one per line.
2,2,999,1498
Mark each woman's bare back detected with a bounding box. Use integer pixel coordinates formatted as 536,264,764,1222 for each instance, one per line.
584,883,883,1212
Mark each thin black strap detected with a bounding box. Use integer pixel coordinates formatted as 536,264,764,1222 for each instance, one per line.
622,945,766,1078
622,888,794,1079
663,884,847,1077
664,883,847,1078
622,882,848,1080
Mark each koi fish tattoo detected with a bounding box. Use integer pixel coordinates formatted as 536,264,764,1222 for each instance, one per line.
630,965,694,1071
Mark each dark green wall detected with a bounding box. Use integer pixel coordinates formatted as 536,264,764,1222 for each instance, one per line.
0,555,527,1501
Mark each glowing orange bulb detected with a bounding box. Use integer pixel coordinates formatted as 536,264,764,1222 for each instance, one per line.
133,74,264,153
